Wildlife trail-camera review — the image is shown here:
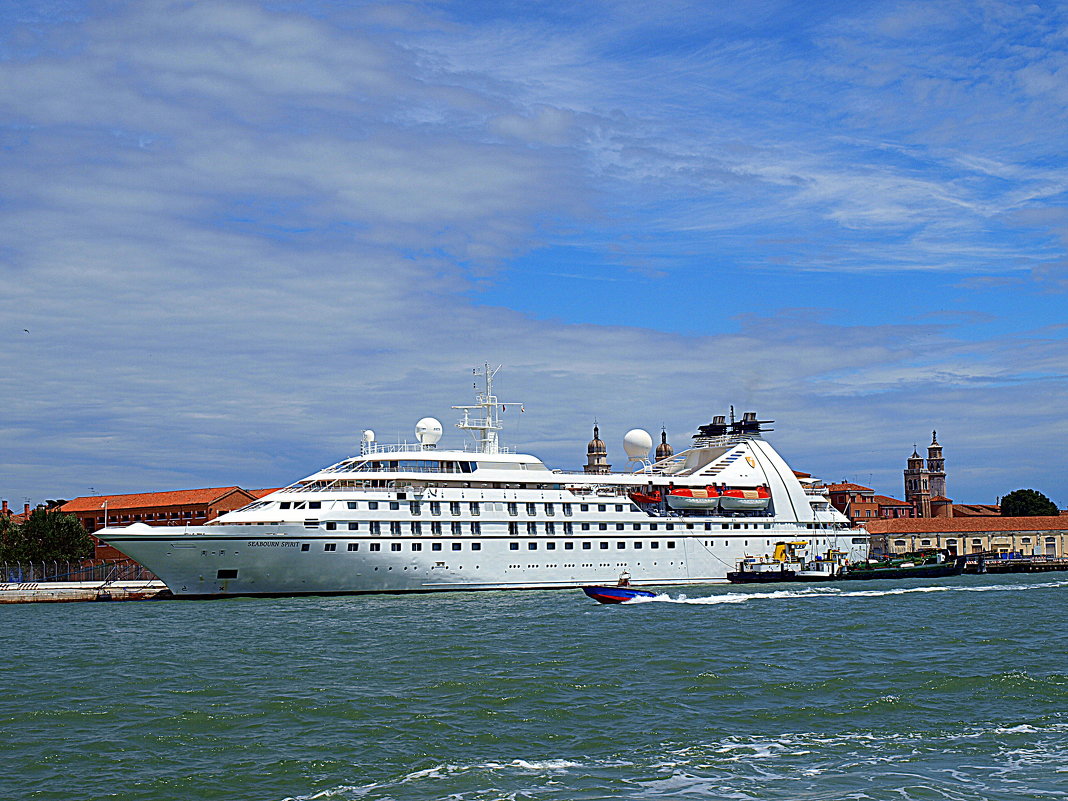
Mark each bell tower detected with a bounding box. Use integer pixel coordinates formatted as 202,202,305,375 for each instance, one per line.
584,424,611,475
927,431,946,500
904,447,931,517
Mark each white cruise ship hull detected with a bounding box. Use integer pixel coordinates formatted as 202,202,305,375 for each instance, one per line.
100,522,868,596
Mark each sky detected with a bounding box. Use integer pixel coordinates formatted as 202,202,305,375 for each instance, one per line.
2,0,1067,507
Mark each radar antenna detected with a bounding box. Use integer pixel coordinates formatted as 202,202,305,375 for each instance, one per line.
453,364,523,454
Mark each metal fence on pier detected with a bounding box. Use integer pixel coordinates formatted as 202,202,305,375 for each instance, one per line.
0,560,158,584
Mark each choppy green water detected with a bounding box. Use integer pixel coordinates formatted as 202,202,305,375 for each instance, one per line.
2,573,1067,801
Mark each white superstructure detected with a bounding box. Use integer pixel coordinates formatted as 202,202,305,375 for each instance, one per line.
97,366,869,596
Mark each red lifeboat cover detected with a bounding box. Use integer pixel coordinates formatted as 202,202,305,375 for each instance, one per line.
721,487,770,499
629,490,662,504
668,487,720,499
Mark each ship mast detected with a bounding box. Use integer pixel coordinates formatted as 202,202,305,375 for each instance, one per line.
453,364,522,454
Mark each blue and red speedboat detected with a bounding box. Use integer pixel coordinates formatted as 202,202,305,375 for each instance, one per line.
582,585,659,604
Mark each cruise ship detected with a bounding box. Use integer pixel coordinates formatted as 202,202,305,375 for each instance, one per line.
97,366,869,596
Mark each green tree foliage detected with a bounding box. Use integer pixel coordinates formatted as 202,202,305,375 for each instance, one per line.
0,509,94,562
1000,489,1060,517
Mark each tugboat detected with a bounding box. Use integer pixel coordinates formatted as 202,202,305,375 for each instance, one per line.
727,541,848,583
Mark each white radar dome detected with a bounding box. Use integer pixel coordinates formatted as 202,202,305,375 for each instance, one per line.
415,417,443,446
623,428,653,460
361,430,375,443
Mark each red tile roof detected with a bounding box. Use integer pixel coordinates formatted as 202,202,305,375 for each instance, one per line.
61,487,251,513
866,516,1068,534
250,488,284,498
872,495,911,507
825,482,875,493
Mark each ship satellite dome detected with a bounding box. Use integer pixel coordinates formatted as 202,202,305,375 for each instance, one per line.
361,430,375,443
415,417,443,445
623,428,653,460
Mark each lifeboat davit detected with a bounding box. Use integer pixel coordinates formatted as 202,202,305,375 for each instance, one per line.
629,489,662,505
719,486,771,510
665,487,720,510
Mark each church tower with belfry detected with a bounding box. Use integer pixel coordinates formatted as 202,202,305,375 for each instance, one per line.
927,431,946,500
903,447,931,518
584,424,611,474
655,428,674,462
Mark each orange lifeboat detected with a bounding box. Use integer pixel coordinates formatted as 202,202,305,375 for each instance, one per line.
719,486,771,510
665,486,720,510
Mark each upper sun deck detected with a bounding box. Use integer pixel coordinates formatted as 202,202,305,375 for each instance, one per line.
309,448,553,480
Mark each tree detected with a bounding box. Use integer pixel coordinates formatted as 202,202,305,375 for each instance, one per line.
1000,489,1059,517
1,509,94,561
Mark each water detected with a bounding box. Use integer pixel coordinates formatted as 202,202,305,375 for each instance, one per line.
3,573,1067,801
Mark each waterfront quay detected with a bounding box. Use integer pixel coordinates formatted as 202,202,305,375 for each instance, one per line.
0,580,170,603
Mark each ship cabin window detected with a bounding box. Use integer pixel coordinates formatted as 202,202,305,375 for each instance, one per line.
582,542,592,550
347,502,358,509
526,503,537,515
470,502,480,516
617,542,625,549
580,504,589,512
634,541,642,549
704,523,713,531
430,502,441,515
546,542,556,550
650,541,659,549
390,522,401,535
597,504,606,512
389,502,400,511
325,522,337,531
370,521,381,535
667,541,676,549
347,543,358,551
348,522,358,531
615,523,625,531
368,501,379,510
472,542,481,551
615,505,624,512
431,521,442,535
411,522,422,535
450,502,461,516
451,522,462,536
545,504,555,516
411,543,422,551
599,542,608,549
565,541,574,550
369,543,381,551
507,503,518,516
528,542,537,550
650,524,658,531
280,502,291,509
598,523,607,531
527,522,537,535
309,502,321,509
563,504,572,516
508,522,519,535
410,502,421,516
632,523,641,531
432,542,442,551
545,522,555,535
564,522,573,535
471,522,481,535
510,542,519,550
300,543,310,551
581,523,590,531
391,543,401,551
324,543,336,552
665,524,675,531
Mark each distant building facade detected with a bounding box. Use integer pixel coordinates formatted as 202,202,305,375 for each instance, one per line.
61,487,262,560
867,517,1068,558
825,483,915,524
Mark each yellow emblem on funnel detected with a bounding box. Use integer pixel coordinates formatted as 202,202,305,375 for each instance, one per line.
746,456,756,468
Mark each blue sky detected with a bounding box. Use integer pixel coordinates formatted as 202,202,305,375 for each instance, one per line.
2,0,1067,506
